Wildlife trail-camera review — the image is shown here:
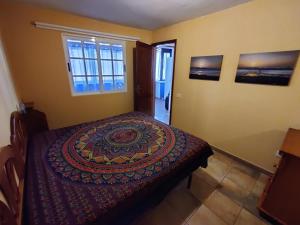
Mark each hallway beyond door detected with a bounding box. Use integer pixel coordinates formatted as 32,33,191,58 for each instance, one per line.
153,41,175,125
154,98,169,124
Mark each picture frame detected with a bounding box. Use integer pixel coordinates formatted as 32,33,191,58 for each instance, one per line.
189,55,223,81
235,50,299,86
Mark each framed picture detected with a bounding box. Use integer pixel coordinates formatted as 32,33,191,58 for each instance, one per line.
235,50,299,86
189,55,223,81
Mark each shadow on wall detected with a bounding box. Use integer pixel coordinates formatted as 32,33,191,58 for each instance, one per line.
214,129,287,172
0,34,18,146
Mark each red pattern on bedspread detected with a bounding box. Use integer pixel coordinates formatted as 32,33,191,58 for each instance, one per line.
24,112,212,225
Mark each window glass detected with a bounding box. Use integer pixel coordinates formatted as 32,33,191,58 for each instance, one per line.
65,36,126,95
67,40,83,58
87,76,100,91
83,42,97,59
114,76,125,90
100,44,112,59
73,76,87,92
112,45,123,60
103,76,114,91
70,59,85,75
85,59,98,75
113,61,124,75
101,60,113,75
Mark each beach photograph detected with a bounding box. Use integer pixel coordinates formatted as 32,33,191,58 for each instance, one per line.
189,55,223,81
235,50,299,86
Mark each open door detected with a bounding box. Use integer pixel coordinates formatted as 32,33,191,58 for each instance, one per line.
134,41,154,116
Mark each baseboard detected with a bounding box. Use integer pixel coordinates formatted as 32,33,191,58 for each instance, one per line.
210,145,274,176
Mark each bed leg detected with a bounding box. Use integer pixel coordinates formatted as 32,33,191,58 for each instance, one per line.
187,174,192,189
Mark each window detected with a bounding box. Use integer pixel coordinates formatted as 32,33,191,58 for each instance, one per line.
63,35,126,95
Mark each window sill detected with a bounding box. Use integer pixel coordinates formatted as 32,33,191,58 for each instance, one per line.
71,89,127,97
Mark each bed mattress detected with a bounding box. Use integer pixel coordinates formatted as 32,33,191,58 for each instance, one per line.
23,112,213,225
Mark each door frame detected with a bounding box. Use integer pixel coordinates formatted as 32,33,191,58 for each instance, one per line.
152,39,177,125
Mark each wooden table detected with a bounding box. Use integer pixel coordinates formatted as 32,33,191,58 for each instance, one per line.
259,128,300,225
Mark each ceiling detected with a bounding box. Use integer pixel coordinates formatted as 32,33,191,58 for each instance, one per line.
14,0,251,30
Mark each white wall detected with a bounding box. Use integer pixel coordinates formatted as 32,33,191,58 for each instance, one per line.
0,32,18,146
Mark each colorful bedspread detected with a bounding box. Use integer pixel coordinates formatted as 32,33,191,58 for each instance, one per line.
24,112,212,225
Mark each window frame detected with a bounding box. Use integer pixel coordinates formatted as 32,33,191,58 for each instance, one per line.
62,33,127,96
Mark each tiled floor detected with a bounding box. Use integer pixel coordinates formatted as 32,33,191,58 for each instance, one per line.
132,150,271,225
154,98,170,124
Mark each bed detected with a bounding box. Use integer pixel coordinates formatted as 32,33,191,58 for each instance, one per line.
22,111,213,225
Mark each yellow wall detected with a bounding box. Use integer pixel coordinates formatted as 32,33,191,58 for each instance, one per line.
2,0,300,171
153,0,300,172
0,1,152,129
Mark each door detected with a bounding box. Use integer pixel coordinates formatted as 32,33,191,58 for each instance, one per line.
134,41,154,116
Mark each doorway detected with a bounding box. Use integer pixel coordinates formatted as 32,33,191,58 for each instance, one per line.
133,40,176,124
153,41,176,125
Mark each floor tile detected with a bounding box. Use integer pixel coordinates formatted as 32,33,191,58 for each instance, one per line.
251,173,270,197
154,98,169,124
133,200,184,225
194,168,220,188
190,173,216,202
231,161,260,179
204,190,242,225
165,188,201,220
225,167,257,192
213,151,235,166
174,177,189,191
257,173,270,184
234,209,267,225
243,192,261,218
188,205,228,225
243,173,270,217
219,176,250,205
203,157,231,183
131,150,271,225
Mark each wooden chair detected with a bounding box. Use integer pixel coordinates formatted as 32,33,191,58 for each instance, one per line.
10,112,28,161
0,145,24,225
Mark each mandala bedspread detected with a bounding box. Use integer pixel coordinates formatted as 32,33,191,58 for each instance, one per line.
24,112,212,225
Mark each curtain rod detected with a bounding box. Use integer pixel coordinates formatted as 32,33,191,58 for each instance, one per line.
33,22,140,42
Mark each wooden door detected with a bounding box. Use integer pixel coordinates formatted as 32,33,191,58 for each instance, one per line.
134,41,154,116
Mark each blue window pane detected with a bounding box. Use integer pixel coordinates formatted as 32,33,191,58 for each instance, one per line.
103,76,113,91
70,59,85,75
101,60,112,75
87,76,100,92
114,76,125,90
84,42,97,59
113,61,124,75
112,45,123,60
85,59,98,75
100,44,111,59
73,77,87,92
67,40,83,58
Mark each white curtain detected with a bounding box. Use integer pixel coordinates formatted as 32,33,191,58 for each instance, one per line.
0,32,18,146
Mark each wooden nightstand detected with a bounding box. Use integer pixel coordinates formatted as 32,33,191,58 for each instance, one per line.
259,128,300,225
22,103,49,137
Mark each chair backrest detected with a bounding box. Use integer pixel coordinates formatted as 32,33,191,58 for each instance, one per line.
0,145,24,225
0,201,17,225
10,112,28,161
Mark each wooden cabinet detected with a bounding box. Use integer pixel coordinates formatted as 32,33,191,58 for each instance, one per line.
259,128,300,225
22,105,49,137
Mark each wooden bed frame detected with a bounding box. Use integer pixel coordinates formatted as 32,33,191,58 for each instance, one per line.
0,111,28,225
1,109,205,225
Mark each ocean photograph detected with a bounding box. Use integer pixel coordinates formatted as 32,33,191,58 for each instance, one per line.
235,50,299,86
189,55,223,81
